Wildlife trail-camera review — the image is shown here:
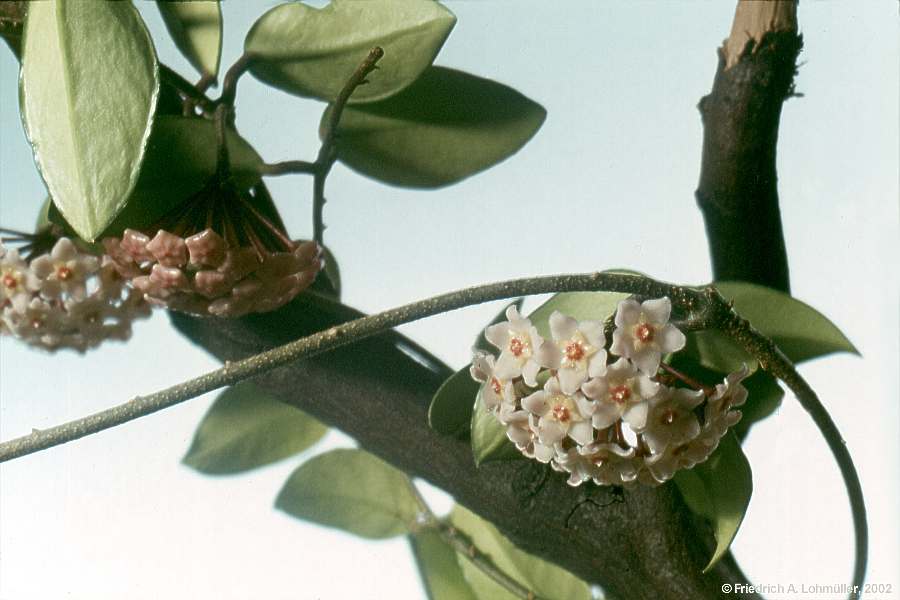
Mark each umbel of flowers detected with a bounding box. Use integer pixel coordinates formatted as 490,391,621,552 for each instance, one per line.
0,236,150,352
102,183,322,318
470,298,749,486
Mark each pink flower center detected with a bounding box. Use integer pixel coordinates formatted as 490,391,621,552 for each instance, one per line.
591,455,607,466
564,340,585,361
30,317,44,330
509,337,526,357
661,409,676,425
552,403,571,423
635,323,654,343
2,273,17,289
610,385,631,404
56,266,73,281
490,377,502,395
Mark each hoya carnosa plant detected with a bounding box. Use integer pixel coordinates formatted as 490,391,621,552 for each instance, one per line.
0,227,150,352
102,182,322,318
470,298,749,487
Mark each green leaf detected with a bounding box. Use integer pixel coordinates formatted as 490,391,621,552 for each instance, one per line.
309,244,342,299
429,368,479,438
673,432,752,572
682,282,857,374
450,505,592,600
410,530,479,600
733,370,784,440
276,448,420,539
157,0,222,79
328,67,547,188
20,0,159,241
470,387,523,466
245,0,456,103
101,115,264,236
527,290,630,340
182,381,327,475
429,300,523,439
715,281,859,362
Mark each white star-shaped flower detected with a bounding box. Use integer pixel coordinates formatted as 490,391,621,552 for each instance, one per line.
704,364,750,435
484,306,546,386
610,297,686,375
539,310,607,394
30,238,99,300
0,246,39,312
470,350,517,413
581,357,659,431
641,386,704,455
522,377,595,446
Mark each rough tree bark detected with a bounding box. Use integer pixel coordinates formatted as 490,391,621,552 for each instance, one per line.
3,0,805,597
696,0,801,293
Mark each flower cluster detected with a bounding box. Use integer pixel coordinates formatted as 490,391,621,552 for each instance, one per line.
1,238,150,352
103,228,321,318
470,298,749,486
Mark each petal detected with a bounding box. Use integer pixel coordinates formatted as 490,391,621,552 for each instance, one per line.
51,238,77,261
579,320,605,348
608,356,636,380
591,402,621,430
636,374,660,399
521,359,541,387
614,299,641,327
641,297,671,325
558,366,586,395
484,322,510,351
658,323,686,354
522,391,550,416
609,329,630,358
574,394,596,418
623,401,649,431
568,420,595,445
30,256,53,279
581,377,608,400
533,441,555,463
536,340,561,370
674,388,705,410
493,353,521,380
538,419,566,445
506,423,532,445
632,347,662,375
549,311,578,342
587,351,608,378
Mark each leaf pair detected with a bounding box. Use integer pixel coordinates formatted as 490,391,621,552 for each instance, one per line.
245,0,545,189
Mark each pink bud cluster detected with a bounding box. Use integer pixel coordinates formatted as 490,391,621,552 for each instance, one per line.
103,228,321,317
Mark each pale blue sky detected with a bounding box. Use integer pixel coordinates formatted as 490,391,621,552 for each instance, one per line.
1,2,897,599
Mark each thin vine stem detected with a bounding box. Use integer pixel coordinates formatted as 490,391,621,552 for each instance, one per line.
0,271,867,599
406,481,541,599
313,46,384,245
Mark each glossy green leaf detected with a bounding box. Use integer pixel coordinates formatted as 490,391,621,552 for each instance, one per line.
328,67,547,188
715,281,859,361
683,282,857,374
157,0,222,79
245,0,455,103
182,381,327,475
309,244,342,299
733,370,784,440
410,530,479,600
471,387,523,466
101,116,264,236
429,300,523,439
20,0,159,241
429,368,479,438
528,290,630,341
450,505,592,600
673,432,752,572
276,449,419,539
